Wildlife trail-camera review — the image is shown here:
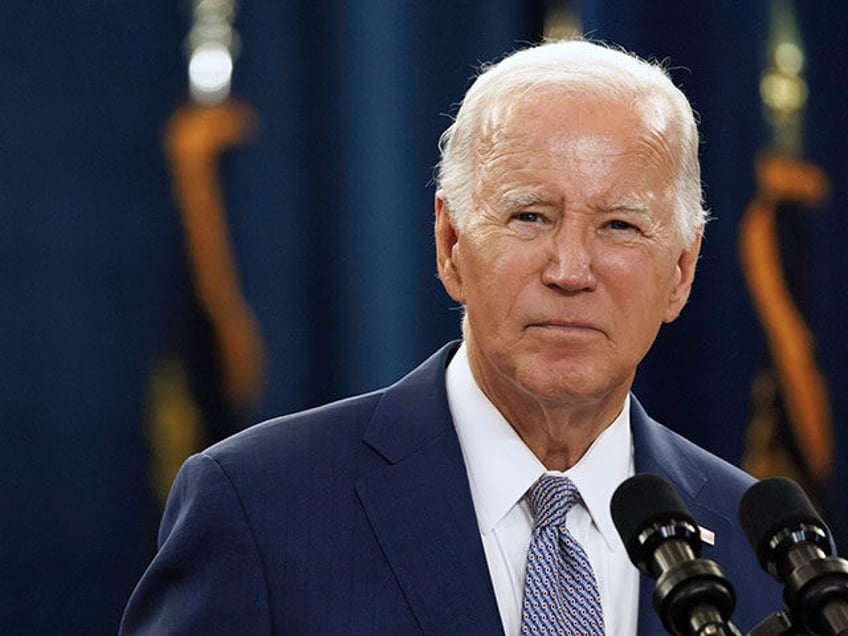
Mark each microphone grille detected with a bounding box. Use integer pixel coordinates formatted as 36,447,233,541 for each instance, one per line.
737,477,827,573
611,473,698,566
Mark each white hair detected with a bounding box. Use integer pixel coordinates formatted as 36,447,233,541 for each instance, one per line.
435,39,707,247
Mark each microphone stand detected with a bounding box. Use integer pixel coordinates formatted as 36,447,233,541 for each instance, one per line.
651,539,741,636
686,604,742,635
747,612,794,636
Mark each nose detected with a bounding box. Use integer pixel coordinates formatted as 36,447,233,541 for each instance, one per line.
540,224,597,292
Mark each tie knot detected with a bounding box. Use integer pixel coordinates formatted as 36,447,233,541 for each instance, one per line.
527,474,581,527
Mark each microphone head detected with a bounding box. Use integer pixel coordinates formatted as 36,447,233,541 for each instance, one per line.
611,473,700,575
737,477,831,579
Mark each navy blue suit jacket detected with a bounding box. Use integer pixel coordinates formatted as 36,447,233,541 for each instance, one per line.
121,342,782,634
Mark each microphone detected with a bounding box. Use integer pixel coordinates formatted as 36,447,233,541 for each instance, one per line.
611,473,740,636
738,477,848,636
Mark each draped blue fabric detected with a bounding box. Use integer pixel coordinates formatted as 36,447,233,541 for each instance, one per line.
0,2,541,633
231,1,541,412
5,1,847,632
1,3,185,634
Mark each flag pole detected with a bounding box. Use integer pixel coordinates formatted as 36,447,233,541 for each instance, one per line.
739,0,833,487
148,0,266,501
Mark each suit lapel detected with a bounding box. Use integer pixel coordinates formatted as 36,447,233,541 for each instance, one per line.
356,343,503,636
356,357,727,635
631,396,707,498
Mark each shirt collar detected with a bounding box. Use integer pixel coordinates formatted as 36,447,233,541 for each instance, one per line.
446,342,634,550
561,402,634,550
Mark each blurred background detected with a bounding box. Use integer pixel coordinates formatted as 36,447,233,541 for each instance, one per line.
2,0,846,633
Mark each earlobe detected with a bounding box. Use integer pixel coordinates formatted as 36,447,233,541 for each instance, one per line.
434,195,465,303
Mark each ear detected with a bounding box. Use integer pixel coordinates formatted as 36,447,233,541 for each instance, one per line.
662,229,703,323
434,194,465,304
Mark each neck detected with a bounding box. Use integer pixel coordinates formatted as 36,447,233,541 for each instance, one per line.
464,345,629,472
500,395,625,471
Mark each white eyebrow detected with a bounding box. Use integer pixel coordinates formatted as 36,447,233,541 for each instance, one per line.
603,198,652,214
499,191,546,211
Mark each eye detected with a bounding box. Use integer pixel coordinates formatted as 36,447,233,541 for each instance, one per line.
605,219,637,231
514,212,543,223
603,218,647,237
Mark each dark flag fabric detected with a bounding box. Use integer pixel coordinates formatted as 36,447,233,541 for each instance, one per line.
738,155,832,498
579,0,848,542
148,99,268,502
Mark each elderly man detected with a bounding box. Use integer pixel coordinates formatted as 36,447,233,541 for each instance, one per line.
122,40,781,635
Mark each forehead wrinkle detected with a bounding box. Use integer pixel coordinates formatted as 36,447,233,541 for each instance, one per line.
638,127,676,183
475,98,525,171
632,92,679,182
474,127,535,211
474,93,680,223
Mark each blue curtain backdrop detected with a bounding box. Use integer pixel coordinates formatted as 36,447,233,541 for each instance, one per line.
3,1,847,633
0,1,543,633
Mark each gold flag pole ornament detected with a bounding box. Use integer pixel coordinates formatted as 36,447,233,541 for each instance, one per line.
739,0,833,486
542,0,581,41
147,0,266,501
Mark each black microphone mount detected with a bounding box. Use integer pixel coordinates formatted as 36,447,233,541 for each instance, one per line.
739,477,848,636
612,473,740,636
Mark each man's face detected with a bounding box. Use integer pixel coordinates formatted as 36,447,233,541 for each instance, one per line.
436,93,701,411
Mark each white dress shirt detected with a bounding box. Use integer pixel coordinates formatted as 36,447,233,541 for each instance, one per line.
445,343,639,636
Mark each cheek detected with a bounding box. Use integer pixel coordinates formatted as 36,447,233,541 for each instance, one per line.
464,244,541,309
601,251,675,314
489,247,545,288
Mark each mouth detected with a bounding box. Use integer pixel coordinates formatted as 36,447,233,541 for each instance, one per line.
525,320,606,336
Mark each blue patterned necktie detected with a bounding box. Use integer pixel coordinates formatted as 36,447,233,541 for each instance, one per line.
520,475,605,635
